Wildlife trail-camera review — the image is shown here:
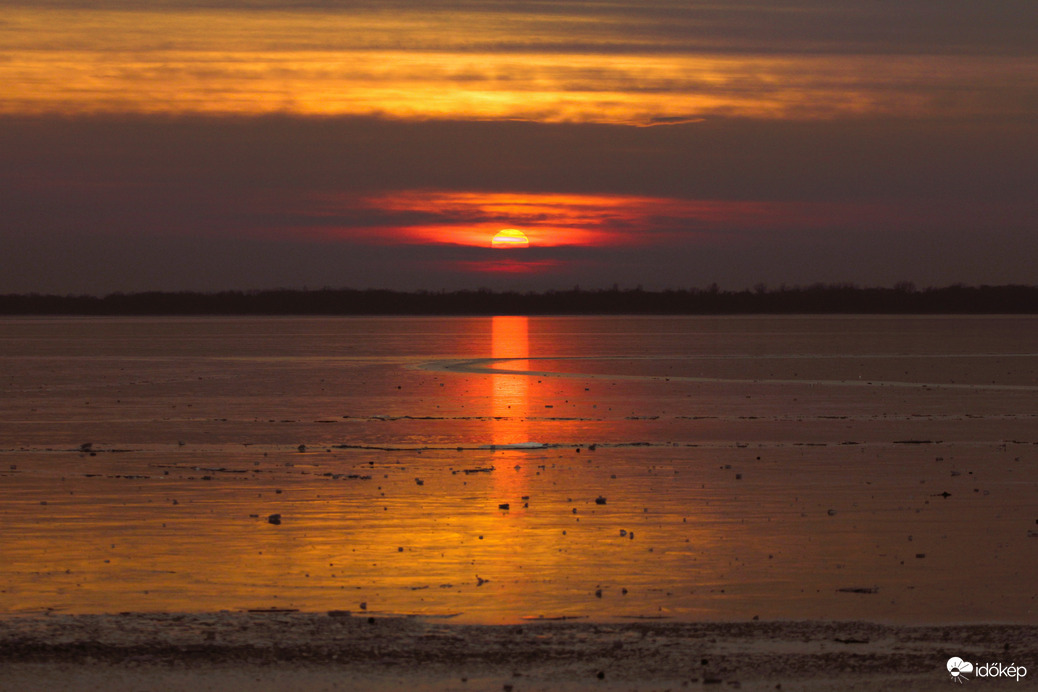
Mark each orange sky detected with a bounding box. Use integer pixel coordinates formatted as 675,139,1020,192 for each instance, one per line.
1,1,1035,292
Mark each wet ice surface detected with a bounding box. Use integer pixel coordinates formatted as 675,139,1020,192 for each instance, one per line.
1,316,1036,623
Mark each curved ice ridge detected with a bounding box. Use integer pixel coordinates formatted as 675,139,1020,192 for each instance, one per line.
416,356,1038,391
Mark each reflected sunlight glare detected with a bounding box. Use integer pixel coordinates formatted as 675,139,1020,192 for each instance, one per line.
490,316,530,447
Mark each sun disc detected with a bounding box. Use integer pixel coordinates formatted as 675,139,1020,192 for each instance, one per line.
491,228,530,248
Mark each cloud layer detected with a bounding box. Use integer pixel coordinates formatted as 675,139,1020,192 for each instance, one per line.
4,3,1036,122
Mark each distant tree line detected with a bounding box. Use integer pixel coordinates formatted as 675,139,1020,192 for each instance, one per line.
0,283,1036,315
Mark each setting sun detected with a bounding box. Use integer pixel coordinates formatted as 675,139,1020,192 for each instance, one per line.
491,229,530,248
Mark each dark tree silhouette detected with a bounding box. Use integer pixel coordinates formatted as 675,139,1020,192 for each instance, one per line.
0,284,1035,315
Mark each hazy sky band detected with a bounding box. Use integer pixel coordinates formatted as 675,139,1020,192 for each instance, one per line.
3,113,1034,293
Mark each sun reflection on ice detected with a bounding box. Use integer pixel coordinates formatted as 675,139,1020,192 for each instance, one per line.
490,316,531,447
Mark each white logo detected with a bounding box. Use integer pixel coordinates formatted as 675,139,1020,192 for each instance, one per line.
947,656,1028,683
947,657,974,683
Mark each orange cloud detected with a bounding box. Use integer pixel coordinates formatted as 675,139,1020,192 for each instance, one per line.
3,8,1034,123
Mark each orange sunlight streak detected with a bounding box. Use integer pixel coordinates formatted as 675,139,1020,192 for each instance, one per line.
490,316,531,447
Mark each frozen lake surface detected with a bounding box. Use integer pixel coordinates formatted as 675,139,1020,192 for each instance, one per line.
1,315,1036,623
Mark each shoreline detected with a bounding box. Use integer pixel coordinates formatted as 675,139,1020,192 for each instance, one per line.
2,612,1035,691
